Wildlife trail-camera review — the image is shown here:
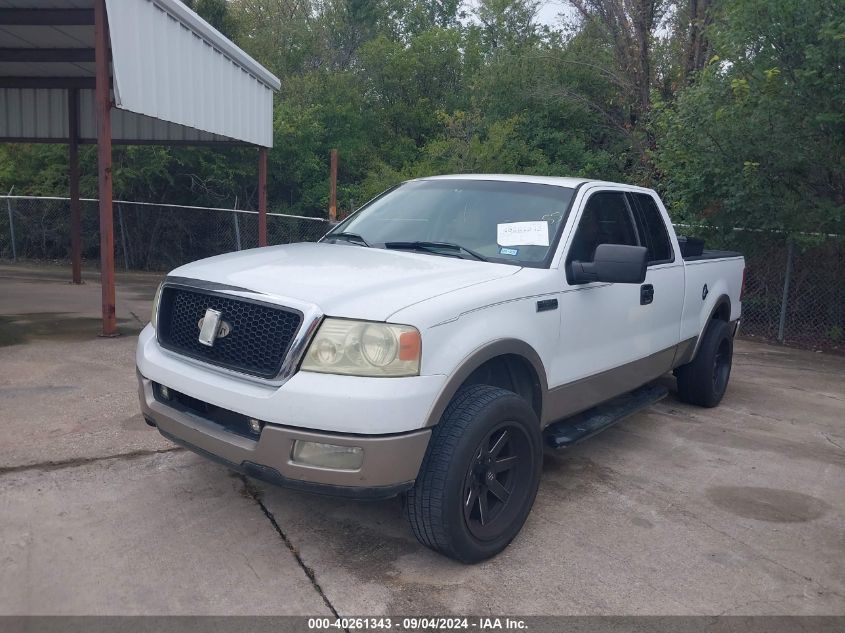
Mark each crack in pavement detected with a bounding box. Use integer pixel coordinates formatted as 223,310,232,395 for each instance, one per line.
240,475,346,626
0,446,184,476
822,434,843,451
2,445,347,619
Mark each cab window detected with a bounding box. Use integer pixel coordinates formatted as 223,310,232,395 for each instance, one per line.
567,191,638,265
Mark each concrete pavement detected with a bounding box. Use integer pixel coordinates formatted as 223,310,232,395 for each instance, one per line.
0,264,167,467
0,453,333,615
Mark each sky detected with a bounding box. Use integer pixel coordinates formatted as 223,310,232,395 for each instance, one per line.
462,1,578,29
535,0,573,27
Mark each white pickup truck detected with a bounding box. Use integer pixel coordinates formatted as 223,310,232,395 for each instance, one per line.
137,175,744,562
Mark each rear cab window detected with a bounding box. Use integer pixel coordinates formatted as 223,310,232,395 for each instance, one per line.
628,193,674,265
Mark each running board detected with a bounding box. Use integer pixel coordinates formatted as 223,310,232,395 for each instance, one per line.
544,383,668,449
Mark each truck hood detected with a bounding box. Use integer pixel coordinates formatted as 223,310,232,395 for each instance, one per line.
168,242,520,321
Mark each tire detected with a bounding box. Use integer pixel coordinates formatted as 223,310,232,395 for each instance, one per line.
406,384,542,563
676,319,733,407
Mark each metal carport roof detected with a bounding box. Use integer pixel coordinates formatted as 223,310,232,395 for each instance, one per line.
0,0,280,146
0,0,280,335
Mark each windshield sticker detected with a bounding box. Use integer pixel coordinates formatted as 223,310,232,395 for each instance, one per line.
497,221,550,247
499,247,519,256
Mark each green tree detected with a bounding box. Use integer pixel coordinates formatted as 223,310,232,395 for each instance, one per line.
2,0,842,236
184,0,239,39
474,0,541,51
653,0,845,234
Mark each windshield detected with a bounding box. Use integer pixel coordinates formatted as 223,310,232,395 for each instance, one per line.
325,179,576,267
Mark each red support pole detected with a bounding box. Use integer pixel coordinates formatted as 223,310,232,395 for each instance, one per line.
258,147,268,247
68,88,82,285
94,0,117,336
329,148,338,222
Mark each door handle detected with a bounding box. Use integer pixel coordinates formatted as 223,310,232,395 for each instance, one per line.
640,284,654,305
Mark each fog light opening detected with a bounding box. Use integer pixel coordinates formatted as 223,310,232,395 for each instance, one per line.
291,441,364,471
248,418,263,435
159,385,170,400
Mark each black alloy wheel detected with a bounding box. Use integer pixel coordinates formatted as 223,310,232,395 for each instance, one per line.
407,384,542,563
713,336,732,396
676,318,734,407
462,422,533,541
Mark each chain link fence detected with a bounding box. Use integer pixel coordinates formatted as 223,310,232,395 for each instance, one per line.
2,195,843,350
678,226,845,351
0,195,331,272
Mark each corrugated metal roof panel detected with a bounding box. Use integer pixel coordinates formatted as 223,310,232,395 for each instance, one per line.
0,0,279,146
0,87,66,138
105,0,278,146
0,87,233,142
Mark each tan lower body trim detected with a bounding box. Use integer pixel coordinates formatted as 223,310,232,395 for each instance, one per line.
672,336,698,368
543,346,677,426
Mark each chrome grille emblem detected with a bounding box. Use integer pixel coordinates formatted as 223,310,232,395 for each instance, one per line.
197,308,232,346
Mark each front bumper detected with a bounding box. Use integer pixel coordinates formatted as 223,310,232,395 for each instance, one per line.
136,324,445,434
138,373,431,498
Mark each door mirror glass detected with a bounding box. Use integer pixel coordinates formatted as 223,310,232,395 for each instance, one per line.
570,243,648,284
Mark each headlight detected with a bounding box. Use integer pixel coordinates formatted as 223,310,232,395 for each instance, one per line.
301,318,421,377
151,283,164,328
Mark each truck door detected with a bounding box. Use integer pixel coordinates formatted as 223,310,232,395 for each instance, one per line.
549,189,681,418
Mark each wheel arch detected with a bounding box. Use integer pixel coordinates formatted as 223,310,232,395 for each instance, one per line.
423,339,548,428
689,294,732,362
710,296,732,323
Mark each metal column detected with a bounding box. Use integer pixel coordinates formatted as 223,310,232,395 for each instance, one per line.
258,147,268,247
68,87,82,284
777,238,795,343
329,148,337,222
95,0,117,336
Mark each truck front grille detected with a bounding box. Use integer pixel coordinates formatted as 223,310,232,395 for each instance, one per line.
157,286,303,379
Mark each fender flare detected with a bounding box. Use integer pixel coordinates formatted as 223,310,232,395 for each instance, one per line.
423,339,549,428
688,294,732,362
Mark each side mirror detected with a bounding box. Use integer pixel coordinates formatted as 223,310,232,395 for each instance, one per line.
570,244,648,284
